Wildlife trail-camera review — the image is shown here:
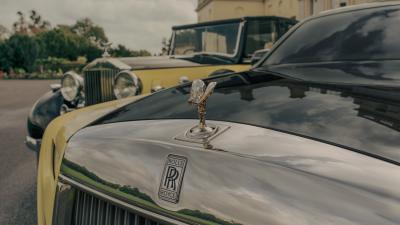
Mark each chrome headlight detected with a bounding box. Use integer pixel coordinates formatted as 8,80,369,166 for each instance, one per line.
113,71,142,99
61,71,83,102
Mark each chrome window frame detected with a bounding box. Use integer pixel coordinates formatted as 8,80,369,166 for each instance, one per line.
170,21,245,58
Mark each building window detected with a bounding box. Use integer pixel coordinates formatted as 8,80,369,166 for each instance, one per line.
309,0,314,15
339,0,348,7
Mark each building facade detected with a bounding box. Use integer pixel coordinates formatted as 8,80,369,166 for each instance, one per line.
197,0,382,22
196,0,298,22
298,0,380,20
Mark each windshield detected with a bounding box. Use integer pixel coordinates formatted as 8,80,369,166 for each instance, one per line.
264,5,400,65
172,22,241,57
245,20,278,57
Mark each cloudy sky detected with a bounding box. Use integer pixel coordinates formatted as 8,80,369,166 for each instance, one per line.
0,0,197,53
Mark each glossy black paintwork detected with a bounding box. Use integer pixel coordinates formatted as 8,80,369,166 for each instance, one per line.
94,68,400,164
27,90,63,139
62,120,400,225
260,60,400,87
263,5,400,65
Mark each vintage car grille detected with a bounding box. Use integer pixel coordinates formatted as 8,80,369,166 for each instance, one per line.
84,69,119,106
72,189,164,225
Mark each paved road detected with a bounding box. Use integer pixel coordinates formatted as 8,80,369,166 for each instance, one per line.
0,80,57,225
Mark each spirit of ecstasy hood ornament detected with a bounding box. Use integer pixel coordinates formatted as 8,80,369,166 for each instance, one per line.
187,80,218,139
101,42,113,58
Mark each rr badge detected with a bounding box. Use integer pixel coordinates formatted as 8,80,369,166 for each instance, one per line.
158,154,187,203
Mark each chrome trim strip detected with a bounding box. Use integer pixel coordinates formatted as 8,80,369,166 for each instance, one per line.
58,174,187,225
83,58,132,71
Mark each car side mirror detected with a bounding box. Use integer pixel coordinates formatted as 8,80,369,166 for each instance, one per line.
250,49,270,65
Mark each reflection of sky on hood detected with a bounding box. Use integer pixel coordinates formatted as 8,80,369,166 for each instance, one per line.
98,76,400,163
265,6,400,65
267,61,400,87
65,120,400,225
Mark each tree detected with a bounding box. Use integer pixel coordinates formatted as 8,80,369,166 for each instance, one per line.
3,12,153,73
37,28,80,60
0,41,12,72
13,11,29,35
110,44,151,57
161,37,170,55
28,10,51,34
134,49,151,57
84,44,103,62
111,44,131,57
72,18,108,45
13,10,50,35
5,35,39,72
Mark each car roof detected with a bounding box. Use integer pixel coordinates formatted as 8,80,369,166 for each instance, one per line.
172,16,297,30
316,1,400,18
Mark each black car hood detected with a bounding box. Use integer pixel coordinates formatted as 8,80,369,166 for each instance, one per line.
260,60,400,87
94,69,400,164
63,119,400,225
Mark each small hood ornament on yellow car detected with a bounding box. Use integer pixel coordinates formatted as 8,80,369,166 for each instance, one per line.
187,79,218,139
101,42,113,58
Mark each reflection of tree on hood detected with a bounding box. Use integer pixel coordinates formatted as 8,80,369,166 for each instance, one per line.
63,159,156,203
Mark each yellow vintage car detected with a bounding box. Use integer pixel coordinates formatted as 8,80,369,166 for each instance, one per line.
26,16,297,152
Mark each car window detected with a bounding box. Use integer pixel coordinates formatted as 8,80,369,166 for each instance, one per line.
173,22,240,56
245,20,278,57
264,5,400,65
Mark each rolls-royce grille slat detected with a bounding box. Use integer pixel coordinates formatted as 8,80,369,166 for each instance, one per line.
72,189,166,225
84,69,119,106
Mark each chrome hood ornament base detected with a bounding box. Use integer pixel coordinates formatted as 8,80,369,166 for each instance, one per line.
186,80,218,140
186,123,218,139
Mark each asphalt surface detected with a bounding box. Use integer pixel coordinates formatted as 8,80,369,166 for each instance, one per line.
0,80,57,225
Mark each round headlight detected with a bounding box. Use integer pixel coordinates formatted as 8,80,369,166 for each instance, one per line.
61,71,83,102
113,71,142,99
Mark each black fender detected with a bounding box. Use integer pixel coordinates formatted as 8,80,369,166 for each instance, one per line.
27,90,63,139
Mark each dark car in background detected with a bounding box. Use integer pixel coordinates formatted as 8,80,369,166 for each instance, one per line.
38,2,400,225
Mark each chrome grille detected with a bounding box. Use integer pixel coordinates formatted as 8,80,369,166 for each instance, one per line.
84,69,119,106
72,189,164,225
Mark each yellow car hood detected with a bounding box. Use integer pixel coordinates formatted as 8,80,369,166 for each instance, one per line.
37,95,146,225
